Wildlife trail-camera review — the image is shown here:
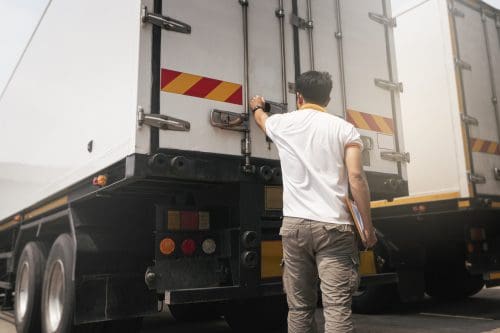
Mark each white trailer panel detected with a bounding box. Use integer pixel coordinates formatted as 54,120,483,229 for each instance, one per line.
393,0,469,197
393,0,500,198
0,0,142,220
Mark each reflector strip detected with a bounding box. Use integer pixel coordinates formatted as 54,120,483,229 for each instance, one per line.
161,69,243,105
347,109,394,135
470,138,500,155
198,212,210,230
371,192,460,208
167,210,181,230
458,200,470,208
359,251,377,276
180,211,198,230
261,241,283,279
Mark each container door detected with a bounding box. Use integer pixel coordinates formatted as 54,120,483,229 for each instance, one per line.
341,0,406,196
158,0,245,157
454,2,500,196
157,0,286,161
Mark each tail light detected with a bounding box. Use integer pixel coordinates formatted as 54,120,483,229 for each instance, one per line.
181,239,196,256
470,228,486,241
159,238,176,255
202,238,216,255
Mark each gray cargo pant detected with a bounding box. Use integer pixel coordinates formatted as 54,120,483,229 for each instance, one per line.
280,217,360,333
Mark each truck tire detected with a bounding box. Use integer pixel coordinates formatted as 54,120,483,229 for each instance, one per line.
352,283,399,314
223,296,287,332
169,303,221,322
41,234,77,333
425,268,484,300
15,241,48,333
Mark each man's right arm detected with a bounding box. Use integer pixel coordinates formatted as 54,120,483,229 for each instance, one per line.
345,145,377,248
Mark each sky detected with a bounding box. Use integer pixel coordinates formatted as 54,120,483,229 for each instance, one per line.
0,0,500,93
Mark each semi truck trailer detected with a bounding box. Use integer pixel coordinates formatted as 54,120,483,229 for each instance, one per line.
0,0,498,332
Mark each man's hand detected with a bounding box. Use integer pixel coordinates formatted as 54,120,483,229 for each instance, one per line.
250,95,268,133
362,227,378,249
250,95,265,111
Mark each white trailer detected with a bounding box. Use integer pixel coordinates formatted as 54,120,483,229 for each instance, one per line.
0,0,405,331
359,0,500,307
1,0,499,331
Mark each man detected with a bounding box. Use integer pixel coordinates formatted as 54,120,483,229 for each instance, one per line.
249,71,377,333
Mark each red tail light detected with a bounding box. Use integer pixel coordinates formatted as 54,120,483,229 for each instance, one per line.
181,239,196,256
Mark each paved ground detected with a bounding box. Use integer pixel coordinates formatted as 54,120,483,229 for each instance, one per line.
2,288,500,332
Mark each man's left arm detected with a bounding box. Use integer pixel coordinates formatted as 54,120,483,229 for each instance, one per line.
250,95,268,133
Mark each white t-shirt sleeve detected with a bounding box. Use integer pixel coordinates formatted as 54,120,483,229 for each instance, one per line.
264,114,284,142
342,123,364,150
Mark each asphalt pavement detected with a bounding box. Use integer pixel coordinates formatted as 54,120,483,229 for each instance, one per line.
2,287,500,332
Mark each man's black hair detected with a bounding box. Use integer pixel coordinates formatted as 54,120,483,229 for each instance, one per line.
295,71,332,106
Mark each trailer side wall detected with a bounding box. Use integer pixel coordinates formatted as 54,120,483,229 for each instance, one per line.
0,0,142,220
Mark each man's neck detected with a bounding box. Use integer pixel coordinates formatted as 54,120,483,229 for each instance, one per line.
299,103,326,113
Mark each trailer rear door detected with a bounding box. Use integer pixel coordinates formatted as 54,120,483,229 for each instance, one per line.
454,1,500,196
156,0,287,161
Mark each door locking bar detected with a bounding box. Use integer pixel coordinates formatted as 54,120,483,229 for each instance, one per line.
210,109,247,132
265,101,287,115
381,151,410,163
138,108,190,131
141,6,191,34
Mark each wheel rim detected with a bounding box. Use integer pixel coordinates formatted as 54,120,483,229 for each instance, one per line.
16,262,30,321
46,259,65,332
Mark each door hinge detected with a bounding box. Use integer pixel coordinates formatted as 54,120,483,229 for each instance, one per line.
374,79,403,92
455,58,471,71
468,173,486,184
368,12,397,27
141,6,191,34
492,96,498,105
448,3,465,17
290,14,313,30
461,113,479,126
137,108,190,131
210,109,248,132
381,151,410,163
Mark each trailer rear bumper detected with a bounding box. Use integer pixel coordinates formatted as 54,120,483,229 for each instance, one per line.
164,282,283,305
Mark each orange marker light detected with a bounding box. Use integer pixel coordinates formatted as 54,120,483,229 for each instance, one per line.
160,238,176,255
92,174,108,187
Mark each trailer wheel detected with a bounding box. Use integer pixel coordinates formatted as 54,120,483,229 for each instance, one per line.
14,242,48,333
425,268,484,300
169,303,221,322
352,283,399,314
223,296,287,332
41,234,83,333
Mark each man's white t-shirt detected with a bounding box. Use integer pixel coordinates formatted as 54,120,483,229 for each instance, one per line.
265,106,363,225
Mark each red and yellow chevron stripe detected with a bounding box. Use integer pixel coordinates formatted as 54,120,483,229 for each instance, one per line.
161,69,242,105
346,109,394,135
470,138,500,155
